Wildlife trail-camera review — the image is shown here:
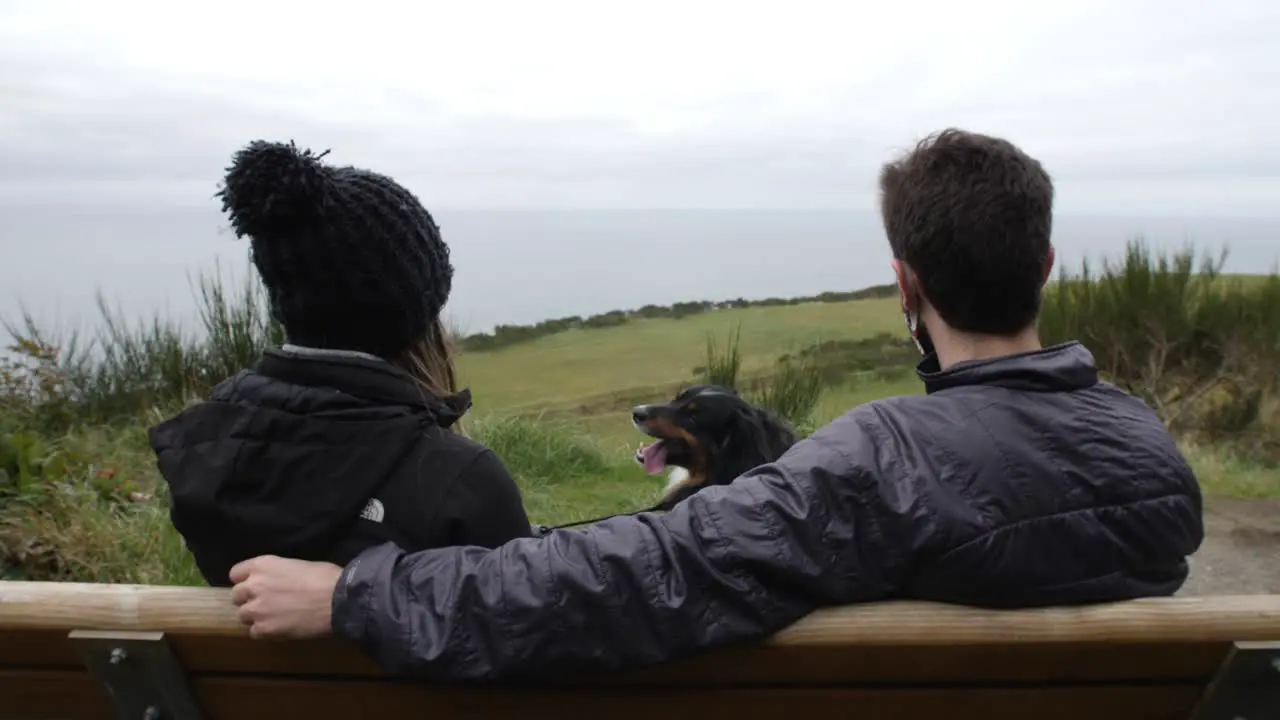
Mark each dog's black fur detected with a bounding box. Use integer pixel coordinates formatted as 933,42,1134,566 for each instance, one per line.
632,384,799,511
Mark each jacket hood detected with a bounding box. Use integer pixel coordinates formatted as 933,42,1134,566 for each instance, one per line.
149,348,468,585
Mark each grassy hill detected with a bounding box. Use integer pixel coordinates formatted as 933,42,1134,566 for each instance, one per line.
454,285,1276,504
461,296,915,446
2,242,1277,584
459,268,1277,448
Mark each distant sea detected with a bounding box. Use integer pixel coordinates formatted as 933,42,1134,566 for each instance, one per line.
2,207,1278,337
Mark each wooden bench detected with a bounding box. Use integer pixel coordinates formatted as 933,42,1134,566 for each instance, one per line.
1,582,1278,720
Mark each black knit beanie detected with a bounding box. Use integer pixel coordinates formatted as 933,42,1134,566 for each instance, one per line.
216,140,453,358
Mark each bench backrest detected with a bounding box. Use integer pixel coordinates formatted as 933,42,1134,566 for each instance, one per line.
2,582,1278,720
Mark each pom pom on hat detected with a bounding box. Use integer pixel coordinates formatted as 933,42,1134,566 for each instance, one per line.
218,140,333,240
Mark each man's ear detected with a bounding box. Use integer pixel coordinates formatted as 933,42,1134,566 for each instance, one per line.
892,258,920,313
1041,245,1056,285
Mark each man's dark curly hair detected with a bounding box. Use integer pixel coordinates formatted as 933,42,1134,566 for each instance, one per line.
879,128,1054,335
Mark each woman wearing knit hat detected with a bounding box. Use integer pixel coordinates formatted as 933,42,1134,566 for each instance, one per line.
148,140,534,588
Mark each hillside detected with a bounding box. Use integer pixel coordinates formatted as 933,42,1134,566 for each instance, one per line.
458,270,1276,447
2,245,1277,584
460,296,916,443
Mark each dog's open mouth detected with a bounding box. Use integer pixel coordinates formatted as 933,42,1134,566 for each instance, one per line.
635,441,668,474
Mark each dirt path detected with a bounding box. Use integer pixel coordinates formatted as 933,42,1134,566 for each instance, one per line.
1177,497,1280,596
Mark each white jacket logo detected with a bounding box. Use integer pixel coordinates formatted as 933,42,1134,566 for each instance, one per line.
360,498,385,523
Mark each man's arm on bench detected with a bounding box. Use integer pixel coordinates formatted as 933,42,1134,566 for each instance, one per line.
332,431,905,681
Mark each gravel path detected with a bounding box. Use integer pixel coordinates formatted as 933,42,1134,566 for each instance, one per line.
1176,497,1280,596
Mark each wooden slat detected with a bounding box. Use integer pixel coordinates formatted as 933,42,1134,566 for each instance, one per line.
190,678,1205,720
0,627,1234,685
7,582,1276,720
0,628,381,675
0,670,112,720
0,669,1208,720
0,669,1204,720
0,629,82,669
0,583,244,637
605,642,1231,686
3,582,1279,646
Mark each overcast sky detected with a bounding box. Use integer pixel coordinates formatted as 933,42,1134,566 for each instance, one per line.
1,0,1278,214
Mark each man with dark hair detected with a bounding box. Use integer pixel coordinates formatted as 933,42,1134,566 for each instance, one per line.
227,129,1204,681
880,128,1055,343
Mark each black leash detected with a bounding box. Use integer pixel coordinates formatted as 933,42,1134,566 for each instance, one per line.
533,500,667,536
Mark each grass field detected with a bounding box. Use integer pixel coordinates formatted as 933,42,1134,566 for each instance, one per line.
455,294,1273,524
462,297,904,411
450,295,923,526
3,260,1278,585
461,296,909,447
3,295,919,583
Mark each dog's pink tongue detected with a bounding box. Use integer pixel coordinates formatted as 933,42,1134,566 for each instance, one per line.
640,442,667,474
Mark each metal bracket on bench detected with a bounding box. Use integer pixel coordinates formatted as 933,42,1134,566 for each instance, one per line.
69,630,205,720
1189,641,1280,720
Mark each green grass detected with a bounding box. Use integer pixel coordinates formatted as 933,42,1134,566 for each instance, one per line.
458,296,910,450
3,252,1278,586
2,385,1268,586
1184,443,1280,499
0,293,925,584
460,297,905,416
470,415,660,525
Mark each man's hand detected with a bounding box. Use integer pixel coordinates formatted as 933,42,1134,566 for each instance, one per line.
229,555,343,639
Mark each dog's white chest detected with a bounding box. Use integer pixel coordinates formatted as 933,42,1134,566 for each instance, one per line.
663,467,691,494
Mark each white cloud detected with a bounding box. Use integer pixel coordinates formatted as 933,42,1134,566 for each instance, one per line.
0,0,1277,211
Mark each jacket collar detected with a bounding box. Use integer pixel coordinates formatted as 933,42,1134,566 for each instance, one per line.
916,341,1099,395
256,346,472,428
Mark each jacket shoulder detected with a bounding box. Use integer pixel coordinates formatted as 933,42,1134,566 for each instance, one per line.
806,400,917,476
376,428,531,549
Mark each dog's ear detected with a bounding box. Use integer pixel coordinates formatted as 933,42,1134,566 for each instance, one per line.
717,402,768,452
753,407,799,456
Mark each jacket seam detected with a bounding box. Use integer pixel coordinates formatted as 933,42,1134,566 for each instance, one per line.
804,429,860,473
419,436,487,540
225,406,258,497
698,494,732,573
797,425,894,588
743,479,789,620
965,396,1021,529
640,516,664,644
929,492,1192,566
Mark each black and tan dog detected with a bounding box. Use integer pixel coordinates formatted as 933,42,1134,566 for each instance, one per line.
633,384,799,510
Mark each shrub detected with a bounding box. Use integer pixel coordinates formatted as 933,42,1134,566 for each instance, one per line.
0,422,200,584
695,325,827,428
3,267,282,430
0,336,81,433
750,353,825,428
469,415,658,526
783,333,918,386
470,415,615,487
702,324,743,388
1039,238,1280,460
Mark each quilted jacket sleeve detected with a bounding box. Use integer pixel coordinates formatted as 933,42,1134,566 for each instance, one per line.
330,415,909,681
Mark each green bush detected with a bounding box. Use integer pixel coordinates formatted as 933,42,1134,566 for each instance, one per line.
0,422,198,583
0,413,649,583
3,267,282,430
750,354,825,428
470,414,615,487
1039,238,1280,460
694,325,826,428
701,324,743,388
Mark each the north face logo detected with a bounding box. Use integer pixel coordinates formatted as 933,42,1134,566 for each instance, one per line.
360,498,385,523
